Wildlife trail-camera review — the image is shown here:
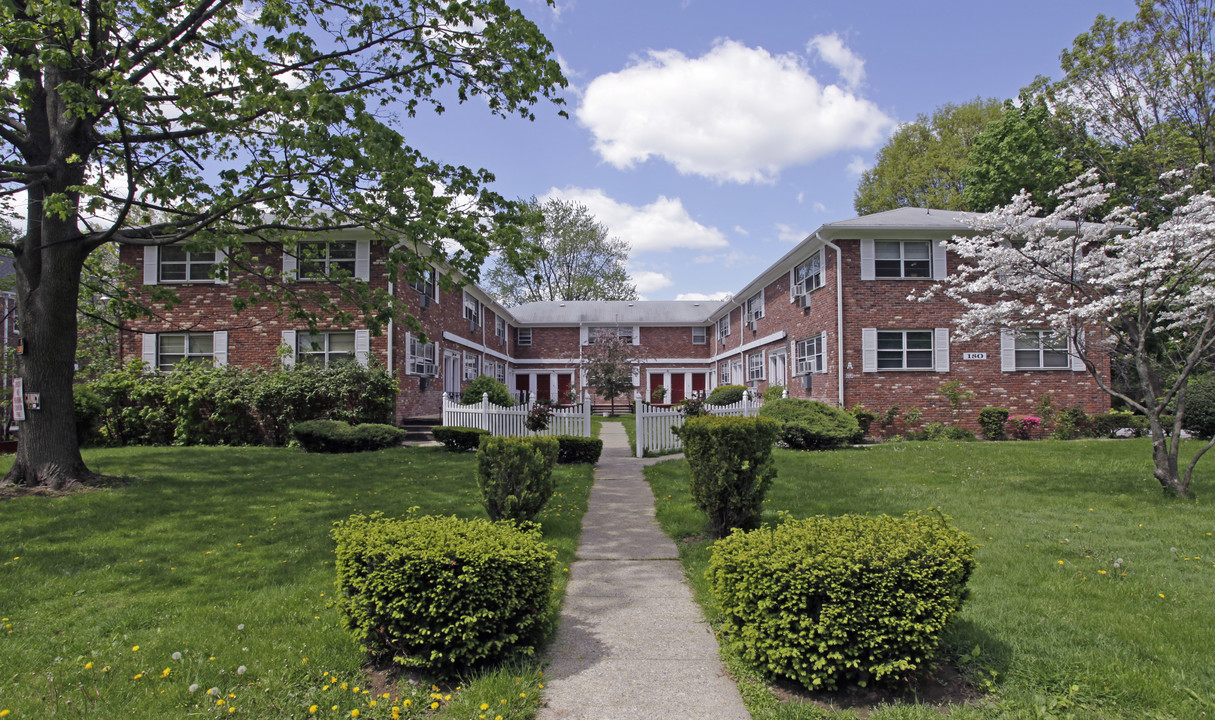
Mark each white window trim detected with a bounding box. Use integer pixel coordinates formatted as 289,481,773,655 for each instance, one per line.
1002,328,1081,371
795,333,826,375
293,240,361,281
149,332,219,371
791,250,823,299
155,246,219,284
294,329,368,368
517,327,532,346
860,239,945,281
406,333,438,376
410,266,437,299
746,350,766,382
692,326,707,345
863,328,947,372
745,290,765,323
463,291,480,326
463,351,481,381
717,315,730,340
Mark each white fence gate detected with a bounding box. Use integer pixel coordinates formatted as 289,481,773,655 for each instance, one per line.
441,392,592,438
634,392,762,457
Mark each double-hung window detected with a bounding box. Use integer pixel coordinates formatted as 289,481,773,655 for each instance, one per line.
406,334,437,376
795,335,825,375
1015,330,1069,369
298,241,356,279
495,315,506,340
692,326,707,345
874,240,931,279
463,352,481,380
717,315,730,341
493,360,507,383
159,246,216,283
876,330,934,369
720,360,731,384
297,331,354,367
410,266,435,298
747,352,765,381
463,292,480,327
157,333,213,370
793,251,823,294
745,291,764,322
587,326,633,345
517,327,532,346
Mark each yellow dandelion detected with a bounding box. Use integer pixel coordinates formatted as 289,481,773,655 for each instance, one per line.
402,699,411,707
352,686,360,694
85,662,93,669
0,710,9,717
216,699,225,706
520,693,527,698
351,710,359,718
132,645,140,652
392,709,400,720
309,706,318,714
481,703,490,711
161,668,171,678
133,673,144,680
1057,560,1064,565
369,700,377,707
1159,593,1167,599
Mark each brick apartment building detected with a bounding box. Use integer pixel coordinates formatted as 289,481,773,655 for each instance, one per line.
117,207,1110,429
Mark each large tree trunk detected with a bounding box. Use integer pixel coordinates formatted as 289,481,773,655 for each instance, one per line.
2,225,95,489
1148,415,1188,497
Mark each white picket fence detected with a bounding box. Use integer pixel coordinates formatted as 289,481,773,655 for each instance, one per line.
634,392,763,458
441,392,592,438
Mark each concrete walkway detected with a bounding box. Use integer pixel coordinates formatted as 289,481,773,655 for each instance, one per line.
539,423,750,720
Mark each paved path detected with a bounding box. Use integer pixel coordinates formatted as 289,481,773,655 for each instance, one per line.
539,423,750,720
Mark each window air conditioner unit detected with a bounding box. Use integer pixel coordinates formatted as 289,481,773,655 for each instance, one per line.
797,292,811,310
801,374,813,391
793,280,806,297
420,294,430,310
469,318,478,333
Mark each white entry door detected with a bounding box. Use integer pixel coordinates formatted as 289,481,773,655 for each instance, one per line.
443,351,461,395
769,351,788,388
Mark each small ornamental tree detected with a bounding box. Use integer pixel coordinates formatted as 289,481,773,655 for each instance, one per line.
582,328,645,415
923,169,1215,496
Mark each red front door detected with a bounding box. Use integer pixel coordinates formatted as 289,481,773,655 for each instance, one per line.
670,374,686,404
557,373,572,404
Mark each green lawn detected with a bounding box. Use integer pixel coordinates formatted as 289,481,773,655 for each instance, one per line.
0,446,593,720
644,439,1215,720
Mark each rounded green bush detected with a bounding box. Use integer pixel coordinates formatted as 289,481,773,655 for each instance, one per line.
292,420,403,452
706,384,747,406
709,512,976,691
462,375,514,407
432,426,491,452
476,435,559,522
1183,374,1215,439
555,435,603,464
758,398,860,449
676,415,781,537
332,513,557,676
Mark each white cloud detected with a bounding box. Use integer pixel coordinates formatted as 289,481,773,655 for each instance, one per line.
577,39,893,184
543,186,727,253
631,270,674,296
846,156,869,176
775,223,809,243
676,291,732,302
812,201,827,213
692,249,759,267
807,33,865,90
734,225,749,236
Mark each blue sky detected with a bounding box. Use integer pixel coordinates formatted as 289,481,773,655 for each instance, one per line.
405,0,1136,302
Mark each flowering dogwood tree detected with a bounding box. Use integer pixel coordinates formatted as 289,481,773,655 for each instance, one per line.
924,170,1215,497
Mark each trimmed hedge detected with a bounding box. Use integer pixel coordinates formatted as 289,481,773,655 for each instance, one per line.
476,436,559,522
706,384,747,406
462,375,514,407
555,435,603,464
432,426,491,452
675,415,781,538
292,420,403,453
758,398,861,449
978,407,1009,440
332,513,556,676
709,512,977,691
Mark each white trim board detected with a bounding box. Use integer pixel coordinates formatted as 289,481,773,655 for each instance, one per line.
441,331,511,363
710,331,787,363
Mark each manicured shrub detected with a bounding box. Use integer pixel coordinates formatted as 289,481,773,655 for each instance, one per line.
758,398,861,449
978,407,1009,440
555,435,603,465
462,375,514,407
848,405,876,437
708,512,977,691
332,513,557,676
432,426,490,452
675,415,781,538
706,384,747,406
942,426,977,441
763,385,785,403
292,420,403,453
1183,374,1215,439
73,384,105,446
476,435,559,522
1050,406,1092,440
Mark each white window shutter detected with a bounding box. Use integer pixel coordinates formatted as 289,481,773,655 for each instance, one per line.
354,329,370,366
1000,329,1016,372
788,268,796,301
1070,330,1086,372
760,349,767,380
631,326,640,345
215,248,229,285
143,246,158,285
579,326,589,345
281,330,296,368
819,330,828,373
860,239,875,281
212,331,228,367
861,328,877,373
282,246,298,280
932,240,948,280
934,327,950,373
141,333,157,369
355,239,371,281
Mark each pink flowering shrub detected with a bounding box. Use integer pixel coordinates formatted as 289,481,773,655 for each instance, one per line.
1008,416,1041,440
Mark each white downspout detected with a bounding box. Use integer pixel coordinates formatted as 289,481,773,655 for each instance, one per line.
386,281,394,374
816,232,846,407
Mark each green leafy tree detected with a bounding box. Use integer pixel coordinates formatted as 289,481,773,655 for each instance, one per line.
484,197,637,306
853,98,1004,216
582,328,643,416
0,0,565,489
